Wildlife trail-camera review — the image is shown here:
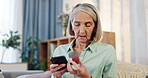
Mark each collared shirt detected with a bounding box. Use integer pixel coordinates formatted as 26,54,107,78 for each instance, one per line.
52,40,117,78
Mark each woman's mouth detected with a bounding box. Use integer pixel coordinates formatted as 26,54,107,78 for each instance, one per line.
79,36,86,38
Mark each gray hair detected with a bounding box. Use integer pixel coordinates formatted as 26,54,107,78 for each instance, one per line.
67,3,103,42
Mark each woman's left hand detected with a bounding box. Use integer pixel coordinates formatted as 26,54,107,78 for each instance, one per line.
67,60,91,78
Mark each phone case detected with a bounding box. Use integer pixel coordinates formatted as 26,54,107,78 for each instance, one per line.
50,56,68,71
50,56,68,64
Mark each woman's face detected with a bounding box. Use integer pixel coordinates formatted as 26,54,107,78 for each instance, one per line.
72,11,95,43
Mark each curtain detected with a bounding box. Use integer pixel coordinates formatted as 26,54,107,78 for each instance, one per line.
23,0,63,41
0,0,23,63
99,0,148,65
23,0,63,68
130,0,148,65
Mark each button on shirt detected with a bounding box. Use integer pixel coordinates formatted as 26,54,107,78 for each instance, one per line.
52,40,117,78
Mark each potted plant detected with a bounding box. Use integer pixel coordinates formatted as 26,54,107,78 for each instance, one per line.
57,12,69,36
21,36,41,70
0,30,21,63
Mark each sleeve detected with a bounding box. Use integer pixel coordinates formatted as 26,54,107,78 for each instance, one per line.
51,46,62,78
52,46,61,57
102,45,117,78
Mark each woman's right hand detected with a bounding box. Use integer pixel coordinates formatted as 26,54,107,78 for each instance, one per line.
50,64,67,78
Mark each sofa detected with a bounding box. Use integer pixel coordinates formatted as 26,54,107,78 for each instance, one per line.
1,70,44,78
1,60,148,78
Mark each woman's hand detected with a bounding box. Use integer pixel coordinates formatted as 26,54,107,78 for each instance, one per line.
67,60,91,78
50,64,67,78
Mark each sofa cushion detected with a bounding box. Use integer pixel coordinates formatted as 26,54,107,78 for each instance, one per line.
117,61,148,78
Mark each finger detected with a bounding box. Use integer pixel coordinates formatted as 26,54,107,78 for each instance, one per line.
59,68,67,74
67,61,79,75
50,68,58,73
70,61,81,75
55,64,66,71
50,64,59,73
53,68,67,77
50,64,58,69
53,72,60,77
50,64,66,73
67,61,75,73
79,59,85,67
67,61,72,71
70,61,80,70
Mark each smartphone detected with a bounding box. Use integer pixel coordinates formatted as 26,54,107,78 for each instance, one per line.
50,56,68,71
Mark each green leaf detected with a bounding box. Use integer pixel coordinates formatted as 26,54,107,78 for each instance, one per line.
33,41,38,47
15,31,18,33
28,42,32,47
1,30,21,49
26,37,32,42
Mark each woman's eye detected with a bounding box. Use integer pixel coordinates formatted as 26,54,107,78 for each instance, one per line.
86,22,91,27
74,22,80,26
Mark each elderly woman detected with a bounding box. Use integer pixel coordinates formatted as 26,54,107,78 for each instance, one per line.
50,3,117,78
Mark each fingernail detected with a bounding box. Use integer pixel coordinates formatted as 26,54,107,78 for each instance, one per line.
60,64,65,66
72,65,76,70
68,58,72,62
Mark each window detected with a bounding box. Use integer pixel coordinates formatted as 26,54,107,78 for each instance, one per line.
0,0,23,63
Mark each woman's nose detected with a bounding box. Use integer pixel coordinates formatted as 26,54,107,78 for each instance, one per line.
79,26,86,33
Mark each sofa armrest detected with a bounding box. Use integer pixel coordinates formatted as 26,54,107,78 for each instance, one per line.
2,70,44,78
17,71,52,78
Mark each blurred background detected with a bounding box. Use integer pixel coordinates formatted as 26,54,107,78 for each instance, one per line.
0,0,147,70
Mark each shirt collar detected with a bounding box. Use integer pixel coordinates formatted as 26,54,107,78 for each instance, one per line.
66,39,97,53
86,42,96,53
66,39,75,53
